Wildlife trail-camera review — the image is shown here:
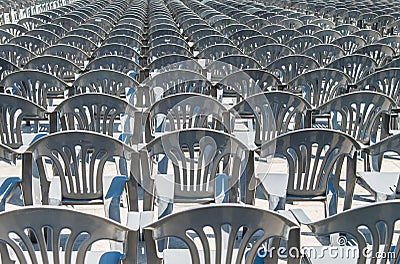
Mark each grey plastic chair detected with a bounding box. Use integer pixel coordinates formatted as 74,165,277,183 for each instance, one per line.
112,24,143,35
24,131,139,223
266,55,320,84
355,44,396,67
238,35,277,54
247,17,270,30
0,94,47,150
287,68,351,108
0,29,13,44
310,18,335,29
286,35,322,54
298,15,318,25
150,35,188,49
206,55,262,83
271,29,302,44
24,55,81,82
53,17,79,31
93,44,140,62
0,206,137,264
356,133,400,202
259,24,286,36
327,55,377,83
0,44,35,67
86,17,114,32
67,28,103,45
143,93,230,142
316,91,395,146
302,44,345,67
353,29,382,44
50,93,142,145
229,28,262,46
9,35,50,55
149,29,182,42
0,142,21,211
298,201,400,264
197,44,242,60
331,35,366,55
251,44,294,68
333,24,359,36
0,57,18,79
377,36,400,56
103,35,142,49
0,23,28,36
189,28,220,43
297,24,322,35
26,28,59,45
72,69,139,98
231,91,312,147
80,23,108,38
85,55,142,78
148,54,203,73
147,44,192,63
43,44,90,68
1,70,67,108
355,68,400,106
143,69,209,98
218,69,281,99
57,35,97,55
143,69,206,90
219,23,246,37
148,24,179,36
372,14,395,35
280,17,304,29
144,204,301,264
256,128,359,215
160,79,212,97
140,128,249,217
313,29,342,44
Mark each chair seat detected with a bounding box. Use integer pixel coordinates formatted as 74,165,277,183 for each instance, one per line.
232,130,258,150
9,250,123,264
0,176,21,210
17,133,48,153
257,172,288,197
49,175,126,205
357,171,399,195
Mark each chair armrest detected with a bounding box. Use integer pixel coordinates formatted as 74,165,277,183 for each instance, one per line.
104,176,129,223
105,176,129,200
125,208,154,232
289,208,313,225
215,173,231,203
0,177,21,211
126,211,141,231
48,176,62,206
277,209,300,224
390,107,400,114
140,211,155,228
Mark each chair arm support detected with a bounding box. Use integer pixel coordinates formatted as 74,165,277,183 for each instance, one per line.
104,176,129,223
289,208,313,225
0,177,21,211
48,176,62,206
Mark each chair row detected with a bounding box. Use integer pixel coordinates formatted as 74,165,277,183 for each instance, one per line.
1,123,398,220
2,201,399,264
0,89,395,150
0,127,399,263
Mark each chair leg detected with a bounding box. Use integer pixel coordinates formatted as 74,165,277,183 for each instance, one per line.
0,243,13,264
325,180,338,218
157,202,173,252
